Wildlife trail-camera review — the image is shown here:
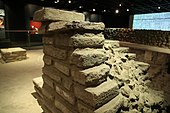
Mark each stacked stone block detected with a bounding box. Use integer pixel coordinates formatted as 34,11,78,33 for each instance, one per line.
105,28,170,49
32,8,169,113
0,47,27,63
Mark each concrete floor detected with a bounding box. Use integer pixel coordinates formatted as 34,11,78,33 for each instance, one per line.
0,49,43,113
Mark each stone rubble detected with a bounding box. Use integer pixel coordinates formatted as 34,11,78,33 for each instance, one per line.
32,8,170,113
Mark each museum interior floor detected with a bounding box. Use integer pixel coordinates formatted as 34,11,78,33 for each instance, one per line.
0,48,43,113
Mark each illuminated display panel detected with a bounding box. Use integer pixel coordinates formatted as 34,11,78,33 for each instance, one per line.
133,12,170,31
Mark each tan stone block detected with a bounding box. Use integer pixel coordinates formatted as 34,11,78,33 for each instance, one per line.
70,48,107,68
55,84,75,105
77,100,95,113
32,77,43,89
74,78,119,108
94,94,124,113
54,61,70,76
42,83,55,101
43,45,67,60
42,74,54,88
112,47,129,53
54,99,73,113
43,55,52,65
71,64,110,86
69,33,105,48
42,66,62,83
47,21,105,32
53,32,105,48
104,40,120,49
33,8,85,22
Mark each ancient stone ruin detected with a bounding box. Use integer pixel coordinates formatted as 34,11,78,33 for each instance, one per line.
32,8,170,113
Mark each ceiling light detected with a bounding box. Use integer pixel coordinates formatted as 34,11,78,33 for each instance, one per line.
79,6,83,8
92,9,96,11
119,4,122,7
158,6,161,9
54,0,59,3
115,9,119,13
68,0,71,3
103,9,106,12
127,9,129,11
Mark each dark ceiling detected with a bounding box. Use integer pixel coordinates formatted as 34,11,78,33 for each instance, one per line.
3,0,170,15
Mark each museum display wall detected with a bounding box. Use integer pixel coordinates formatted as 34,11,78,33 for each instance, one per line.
32,8,170,113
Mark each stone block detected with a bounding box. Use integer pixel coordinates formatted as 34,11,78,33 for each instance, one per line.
43,45,67,60
71,64,110,86
42,66,62,83
77,100,95,113
74,78,119,108
54,61,70,76
124,53,136,60
55,84,75,105
42,74,54,88
33,8,85,22
42,36,54,45
136,61,150,72
104,40,120,49
53,33,105,48
70,33,105,48
43,55,52,65
42,83,55,101
34,86,43,99
70,48,107,68
32,77,43,89
55,99,73,113
94,94,124,113
47,21,105,32
1,47,27,63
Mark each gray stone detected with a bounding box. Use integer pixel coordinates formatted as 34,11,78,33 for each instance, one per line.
47,21,105,32
70,48,107,68
95,94,124,113
33,8,85,22
71,64,110,86
74,78,119,108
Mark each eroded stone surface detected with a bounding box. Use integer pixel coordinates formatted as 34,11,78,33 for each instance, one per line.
33,8,85,22
70,48,107,68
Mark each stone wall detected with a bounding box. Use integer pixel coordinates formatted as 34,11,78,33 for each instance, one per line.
32,8,170,113
105,28,170,48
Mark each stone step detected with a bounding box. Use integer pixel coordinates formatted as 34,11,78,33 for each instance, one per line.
112,47,129,53
104,40,120,49
47,21,105,32
94,94,124,113
70,48,107,68
33,8,85,22
32,77,44,89
71,64,110,87
74,78,119,109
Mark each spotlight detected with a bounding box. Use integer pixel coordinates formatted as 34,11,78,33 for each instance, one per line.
79,6,83,8
127,9,129,11
119,4,122,7
158,6,161,9
115,9,119,13
92,9,96,11
68,0,71,3
54,0,59,3
103,9,106,12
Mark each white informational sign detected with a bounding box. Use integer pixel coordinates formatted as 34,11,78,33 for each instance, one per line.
0,9,5,16
133,12,170,31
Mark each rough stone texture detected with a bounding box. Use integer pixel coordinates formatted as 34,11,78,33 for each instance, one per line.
53,33,105,48
70,48,107,68
32,8,170,113
71,64,110,86
74,78,119,108
33,8,85,22
95,94,124,113
0,47,27,63
48,21,105,32
105,28,170,49
43,45,67,60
